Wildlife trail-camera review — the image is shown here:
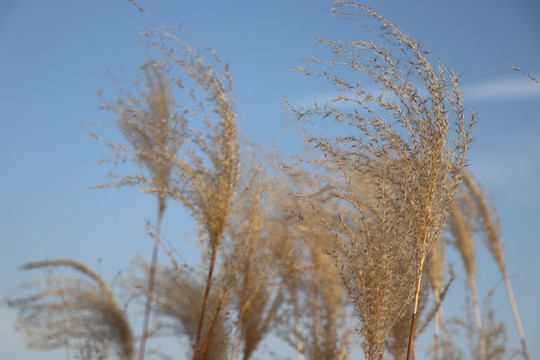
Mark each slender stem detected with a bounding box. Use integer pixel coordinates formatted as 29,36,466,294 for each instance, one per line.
439,303,448,360
311,276,320,357
406,272,423,360
192,244,218,360
502,271,529,360
138,196,166,360
198,294,226,360
469,279,486,360
433,289,440,360
295,321,305,360
292,290,304,360
238,245,253,360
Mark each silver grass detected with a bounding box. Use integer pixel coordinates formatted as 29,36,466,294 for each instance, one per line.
288,2,474,359
8,260,134,360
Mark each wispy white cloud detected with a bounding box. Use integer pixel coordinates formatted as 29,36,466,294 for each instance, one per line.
292,75,540,106
463,77,540,102
470,122,540,207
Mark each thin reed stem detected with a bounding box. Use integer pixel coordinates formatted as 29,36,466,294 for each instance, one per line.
292,292,304,360
295,322,305,360
198,294,226,360
470,279,486,360
434,289,440,360
406,270,423,360
192,244,218,360
137,196,166,360
502,271,529,360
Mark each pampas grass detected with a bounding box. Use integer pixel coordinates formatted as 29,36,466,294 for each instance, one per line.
98,60,184,360
462,173,529,360
449,186,486,360
8,3,533,360
8,260,134,360
288,2,474,358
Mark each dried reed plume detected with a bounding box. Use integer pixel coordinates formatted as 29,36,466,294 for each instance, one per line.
288,2,474,358
8,260,134,360
448,188,486,360
279,163,360,360
149,266,231,360
227,172,285,360
462,173,529,360
98,60,185,360
287,159,417,359
137,15,239,360
303,236,355,360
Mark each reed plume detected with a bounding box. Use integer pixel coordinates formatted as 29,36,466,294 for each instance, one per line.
288,2,474,358
225,168,285,360
287,159,417,359
448,187,486,360
462,173,529,360
135,16,240,360
149,266,231,360
98,60,184,360
8,260,134,360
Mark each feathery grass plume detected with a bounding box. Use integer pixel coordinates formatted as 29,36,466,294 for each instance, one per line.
97,60,185,360
135,15,240,360
304,240,356,360
448,189,486,360
277,166,358,360
147,265,231,360
228,176,285,360
450,285,517,360
287,158,417,360
288,3,473,358
272,212,309,360
426,237,446,360
8,260,134,360
294,198,356,360
462,173,529,360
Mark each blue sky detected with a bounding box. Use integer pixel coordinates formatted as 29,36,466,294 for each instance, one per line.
1,1,539,359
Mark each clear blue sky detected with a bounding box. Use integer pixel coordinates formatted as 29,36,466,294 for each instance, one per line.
1,1,539,359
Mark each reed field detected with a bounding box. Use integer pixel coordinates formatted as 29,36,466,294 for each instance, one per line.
2,1,538,359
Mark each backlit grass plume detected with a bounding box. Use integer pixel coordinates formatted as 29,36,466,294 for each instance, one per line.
448,183,486,360
225,171,285,360
288,2,474,358
8,260,134,360
150,266,231,360
462,173,529,360
287,159,417,359
97,60,186,360
100,9,240,358
144,22,239,360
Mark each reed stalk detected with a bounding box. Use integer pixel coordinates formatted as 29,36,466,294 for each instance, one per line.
463,173,529,360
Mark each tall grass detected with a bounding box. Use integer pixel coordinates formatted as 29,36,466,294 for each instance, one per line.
98,60,183,360
462,173,529,360
7,2,531,360
288,2,474,358
8,260,134,360
448,188,486,360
